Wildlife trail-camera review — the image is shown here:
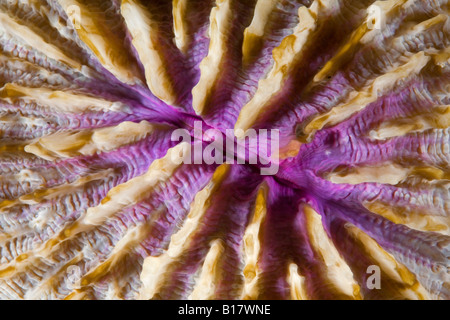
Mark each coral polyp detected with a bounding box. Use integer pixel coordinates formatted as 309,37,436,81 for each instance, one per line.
0,0,448,300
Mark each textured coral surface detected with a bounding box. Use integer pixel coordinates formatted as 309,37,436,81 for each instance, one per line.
0,0,449,300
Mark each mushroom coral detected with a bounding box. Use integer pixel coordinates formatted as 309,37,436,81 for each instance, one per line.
0,0,448,300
